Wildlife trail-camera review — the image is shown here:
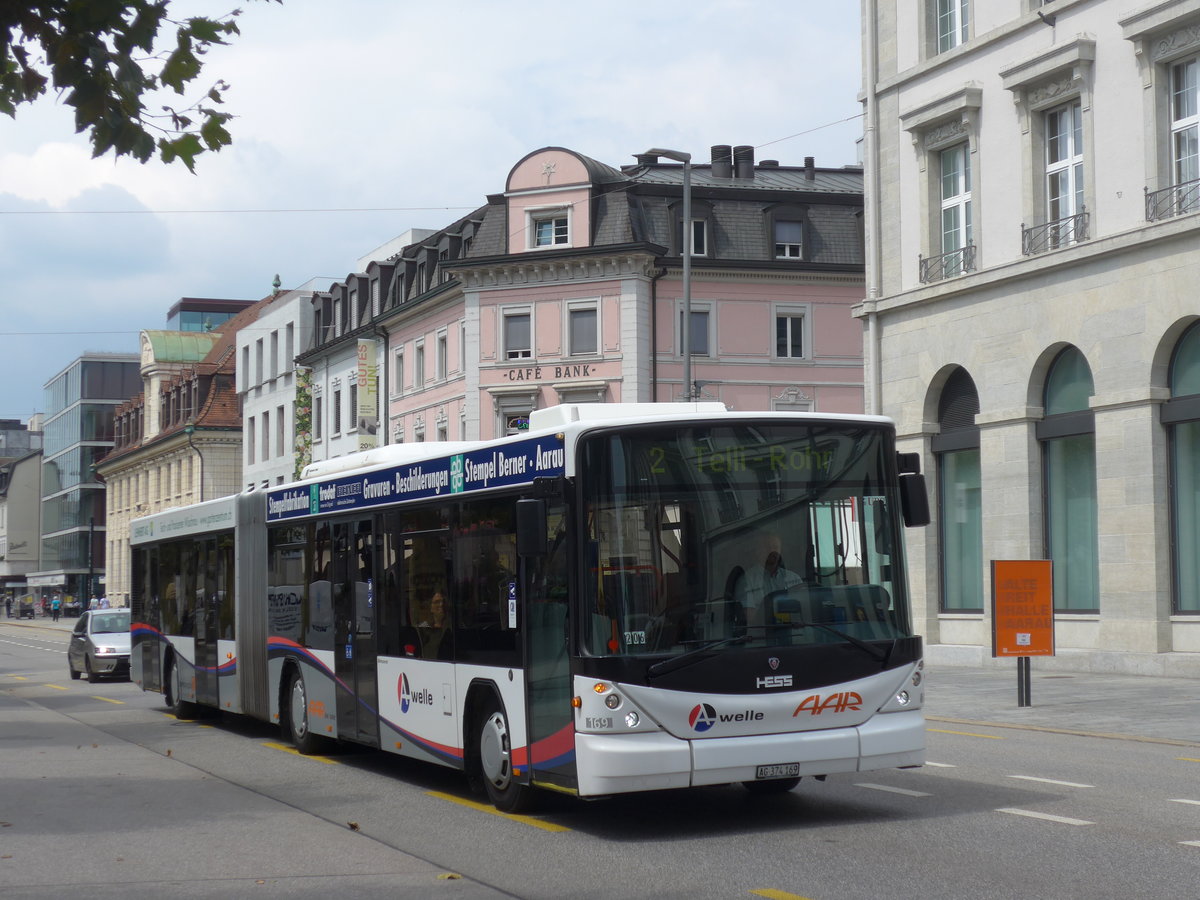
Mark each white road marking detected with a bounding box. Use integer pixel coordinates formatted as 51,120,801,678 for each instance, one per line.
996,808,1094,826
1179,841,1200,848
1007,775,1094,788
924,761,956,768
856,783,931,797
1169,799,1200,806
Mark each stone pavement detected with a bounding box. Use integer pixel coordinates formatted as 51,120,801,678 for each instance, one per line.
6,616,1198,747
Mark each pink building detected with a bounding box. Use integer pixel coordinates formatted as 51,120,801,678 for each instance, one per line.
299,145,865,453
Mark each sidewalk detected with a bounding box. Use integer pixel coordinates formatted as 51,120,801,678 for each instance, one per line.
5,618,1197,746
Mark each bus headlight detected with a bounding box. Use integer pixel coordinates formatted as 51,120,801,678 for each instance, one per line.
895,690,911,706
604,693,622,710
624,711,640,728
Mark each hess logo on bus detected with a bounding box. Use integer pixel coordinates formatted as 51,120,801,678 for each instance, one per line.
397,673,434,714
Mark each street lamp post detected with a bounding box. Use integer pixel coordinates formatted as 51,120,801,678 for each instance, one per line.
643,148,693,400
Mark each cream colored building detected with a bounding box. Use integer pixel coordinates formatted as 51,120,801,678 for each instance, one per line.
860,0,1200,674
98,306,264,606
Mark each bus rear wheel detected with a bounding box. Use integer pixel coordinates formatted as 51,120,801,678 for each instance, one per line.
477,696,532,813
164,656,198,719
284,668,329,755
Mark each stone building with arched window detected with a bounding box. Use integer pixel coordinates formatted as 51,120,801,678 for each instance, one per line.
860,0,1200,674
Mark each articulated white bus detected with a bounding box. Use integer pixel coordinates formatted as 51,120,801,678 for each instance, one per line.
130,403,929,811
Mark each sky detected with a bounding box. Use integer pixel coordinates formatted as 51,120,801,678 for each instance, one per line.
0,0,864,422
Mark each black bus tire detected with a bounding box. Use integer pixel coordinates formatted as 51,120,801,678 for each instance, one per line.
476,695,533,813
164,655,199,719
284,667,328,755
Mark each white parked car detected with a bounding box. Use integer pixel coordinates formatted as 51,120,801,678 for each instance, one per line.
68,610,131,682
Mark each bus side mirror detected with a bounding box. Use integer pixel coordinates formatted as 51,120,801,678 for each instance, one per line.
516,499,547,557
900,474,930,527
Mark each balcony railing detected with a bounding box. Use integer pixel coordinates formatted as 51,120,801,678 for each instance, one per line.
919,243,976,284
1021,209,1089,256
1146,178,1200,221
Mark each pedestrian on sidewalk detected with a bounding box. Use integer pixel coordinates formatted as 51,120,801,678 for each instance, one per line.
4,596,10,618
50,594,61,622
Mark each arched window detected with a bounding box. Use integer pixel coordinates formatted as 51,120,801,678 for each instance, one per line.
1163,322,1200,613
933,368,982,611
1038,347,1098,612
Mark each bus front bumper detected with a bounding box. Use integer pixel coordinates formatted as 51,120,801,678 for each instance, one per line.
574,709,925,797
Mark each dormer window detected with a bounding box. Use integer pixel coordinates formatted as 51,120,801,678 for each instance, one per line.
528,206,571,249
774,220,803,258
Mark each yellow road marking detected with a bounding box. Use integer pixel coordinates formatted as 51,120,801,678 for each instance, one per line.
928,727,1005,740
1178,757,1200,763
45,684,68,691
426,790,571,832
10,676,28,681
262,741,339,764
92,696,124,705
751,890,814,900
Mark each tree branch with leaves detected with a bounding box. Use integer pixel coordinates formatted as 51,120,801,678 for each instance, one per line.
1,1,280,171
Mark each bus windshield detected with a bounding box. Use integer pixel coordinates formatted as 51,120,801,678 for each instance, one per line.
579,422,912,658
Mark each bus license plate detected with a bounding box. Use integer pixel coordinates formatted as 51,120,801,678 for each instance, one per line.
756,763,800,780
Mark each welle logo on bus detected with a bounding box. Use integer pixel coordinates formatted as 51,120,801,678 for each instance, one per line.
265,435,566,521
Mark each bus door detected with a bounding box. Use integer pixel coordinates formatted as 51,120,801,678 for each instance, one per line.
521,501,575,788
193,538,221,708
333,518,380,745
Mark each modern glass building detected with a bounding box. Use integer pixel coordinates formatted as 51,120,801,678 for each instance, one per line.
165,297,255,334
30,354,140,605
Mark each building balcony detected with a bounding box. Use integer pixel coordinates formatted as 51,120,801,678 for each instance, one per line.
919,243,976,284
1145,178,1200,222
1021,210,1089,256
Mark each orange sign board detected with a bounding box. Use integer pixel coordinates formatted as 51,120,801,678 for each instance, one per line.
991,560,1054,657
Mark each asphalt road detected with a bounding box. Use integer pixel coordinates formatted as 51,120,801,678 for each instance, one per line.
3,619,1199,899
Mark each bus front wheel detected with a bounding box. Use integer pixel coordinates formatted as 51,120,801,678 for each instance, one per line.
476,696,532,813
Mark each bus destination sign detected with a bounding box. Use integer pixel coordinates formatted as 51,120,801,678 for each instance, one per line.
266,434,566,522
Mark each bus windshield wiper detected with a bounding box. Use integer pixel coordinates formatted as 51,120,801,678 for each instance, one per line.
646,634,752,679
749,621,891,662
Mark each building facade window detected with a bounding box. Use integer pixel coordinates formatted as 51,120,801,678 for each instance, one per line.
1172,57,1199,193
394,350,404,394
276,405,285,457
528,208,570,248
774,220,803,259
774,307,809,359
1045,101,1084,229
504,311,532,360
1164,322,1200,614
936,0,968,54
332,390,342,436
437,330,448,381
940,142,973,273
261,410,270,462
568,305,597,356
934,368,982,612
679,305,711,357
415,341,426,389
314,395,323,440
348,383,358,432
1039,347,1098,613
247,415,256,463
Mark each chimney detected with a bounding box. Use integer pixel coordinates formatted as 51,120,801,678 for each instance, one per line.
635,153,660,166
805,156,815,180
733,145,755,179
759,159,779,168
710,145,733,179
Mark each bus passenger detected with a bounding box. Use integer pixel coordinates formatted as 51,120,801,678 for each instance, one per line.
418,591,452,660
